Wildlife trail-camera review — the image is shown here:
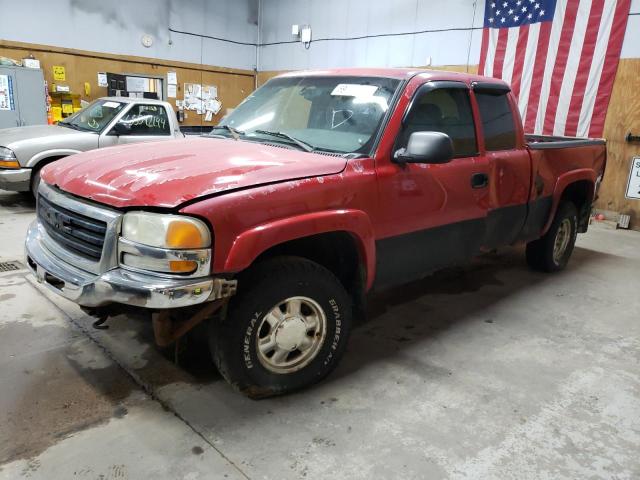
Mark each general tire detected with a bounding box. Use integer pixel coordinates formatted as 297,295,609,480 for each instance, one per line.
526,201,578,272
209,256,352,399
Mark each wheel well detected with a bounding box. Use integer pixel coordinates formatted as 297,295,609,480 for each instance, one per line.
560,180,594,232
33,155,66,173
253,232,364,297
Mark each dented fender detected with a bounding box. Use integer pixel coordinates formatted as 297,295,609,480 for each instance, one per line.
223,209,377,290
543,168,596,235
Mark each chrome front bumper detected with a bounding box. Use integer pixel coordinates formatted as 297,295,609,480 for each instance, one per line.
25,220,237,309
0,168,31,192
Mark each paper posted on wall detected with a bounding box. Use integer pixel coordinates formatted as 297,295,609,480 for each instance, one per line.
167,84,177,98
183,83,222,118
0,74,15,111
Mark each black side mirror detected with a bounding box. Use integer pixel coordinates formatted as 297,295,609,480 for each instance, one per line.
110,122,131,136
394,131,454,164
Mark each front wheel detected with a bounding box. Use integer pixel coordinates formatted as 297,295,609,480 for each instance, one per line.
526,201,578,272
209,257,352,398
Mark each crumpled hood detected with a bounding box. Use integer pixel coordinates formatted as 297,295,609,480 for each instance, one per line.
41,137,347,208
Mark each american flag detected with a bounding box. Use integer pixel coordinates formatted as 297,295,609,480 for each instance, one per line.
478,0,631,138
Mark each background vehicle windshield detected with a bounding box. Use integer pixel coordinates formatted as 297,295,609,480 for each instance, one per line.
217,76,401,153
60,99,126,132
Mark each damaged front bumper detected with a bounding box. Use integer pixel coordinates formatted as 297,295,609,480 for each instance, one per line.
25,220,237,309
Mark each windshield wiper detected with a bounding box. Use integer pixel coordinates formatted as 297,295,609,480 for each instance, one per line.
253,130,314,152
210,125,243,140
59,122,83,131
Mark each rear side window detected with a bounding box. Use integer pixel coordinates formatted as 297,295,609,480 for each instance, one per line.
117,104,171,136
475,93,517,151
400,87,477,157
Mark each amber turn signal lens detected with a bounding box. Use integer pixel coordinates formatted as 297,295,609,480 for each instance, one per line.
169,260,198,273
166,221,205,249
0,160,20,169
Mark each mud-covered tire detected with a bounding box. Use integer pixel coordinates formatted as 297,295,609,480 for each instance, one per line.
526,201,578,272
209,256,352,399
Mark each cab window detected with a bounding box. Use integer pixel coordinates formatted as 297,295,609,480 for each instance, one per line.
115,104,171,136
399,87,478,158
475,92,517,151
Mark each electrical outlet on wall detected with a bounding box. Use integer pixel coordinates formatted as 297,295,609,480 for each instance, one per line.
301,26,312,43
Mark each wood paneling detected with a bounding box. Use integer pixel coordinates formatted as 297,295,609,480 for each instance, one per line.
0,40,256,127
595,58,640,227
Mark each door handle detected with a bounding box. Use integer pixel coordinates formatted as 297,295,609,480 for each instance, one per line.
471,173,489,189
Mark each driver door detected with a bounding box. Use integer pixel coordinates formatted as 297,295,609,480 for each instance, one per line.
374,82,490,288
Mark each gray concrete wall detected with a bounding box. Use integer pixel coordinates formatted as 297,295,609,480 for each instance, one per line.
258,0,640,71
0,0,259,70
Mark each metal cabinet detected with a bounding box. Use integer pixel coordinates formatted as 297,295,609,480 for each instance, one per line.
0,66,47,129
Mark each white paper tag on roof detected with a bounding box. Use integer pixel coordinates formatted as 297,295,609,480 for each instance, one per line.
331,84,378,97
103,101,121,108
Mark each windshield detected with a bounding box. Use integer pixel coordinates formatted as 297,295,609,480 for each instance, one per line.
60,99,126,132
216,76,401,154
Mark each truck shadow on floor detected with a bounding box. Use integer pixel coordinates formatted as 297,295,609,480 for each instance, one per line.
152,245,612,388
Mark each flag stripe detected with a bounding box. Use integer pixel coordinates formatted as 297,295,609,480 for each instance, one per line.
510,24,530,101
484,28,500,77
524,21,552,132
534,0,576,133
492,27,510,78
502,27,520,86
517,22,541,123
540,0,581,135
564,0,605,137
478,27,490,75
588,0,631,137
577,0,616,136
551,0,595,135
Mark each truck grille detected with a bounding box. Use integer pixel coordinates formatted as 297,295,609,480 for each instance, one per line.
38,195,107,261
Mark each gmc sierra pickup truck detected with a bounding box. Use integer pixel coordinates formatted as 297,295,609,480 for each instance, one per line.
0,97,183,196
25,68,606,398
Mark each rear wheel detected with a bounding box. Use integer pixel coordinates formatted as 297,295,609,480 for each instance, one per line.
209,256,352,398
526,201,578,272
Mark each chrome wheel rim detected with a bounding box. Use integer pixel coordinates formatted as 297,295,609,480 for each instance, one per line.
255,296,327,374
553,218,572,264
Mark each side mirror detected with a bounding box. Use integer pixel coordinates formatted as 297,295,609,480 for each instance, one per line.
110,122,131,136
394,131,454,164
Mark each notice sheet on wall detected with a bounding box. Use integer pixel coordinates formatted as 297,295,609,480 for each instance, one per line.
0,75,15,111
183,83,222,118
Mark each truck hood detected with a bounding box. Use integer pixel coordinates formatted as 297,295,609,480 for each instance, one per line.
42,137,348,208
0,125,97,164
0,125,90,147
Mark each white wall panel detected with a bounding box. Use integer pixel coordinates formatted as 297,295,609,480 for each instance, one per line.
0,0,259,70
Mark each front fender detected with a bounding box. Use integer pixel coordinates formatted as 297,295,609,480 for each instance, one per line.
223,209,377,290
542,168,596,235
26,149,82,168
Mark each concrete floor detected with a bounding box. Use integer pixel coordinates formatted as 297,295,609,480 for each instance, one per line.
0,189,638,480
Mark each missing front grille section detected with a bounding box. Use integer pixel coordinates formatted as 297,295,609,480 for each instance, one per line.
0,261,22,272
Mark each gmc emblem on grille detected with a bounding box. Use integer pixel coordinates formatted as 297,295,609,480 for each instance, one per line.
41,204,67,231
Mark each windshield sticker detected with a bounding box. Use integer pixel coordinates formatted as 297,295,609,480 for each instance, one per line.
103,101,122,109
331,84,379,97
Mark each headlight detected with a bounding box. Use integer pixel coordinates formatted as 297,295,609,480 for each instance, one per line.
119,212,211,276
121,212,211,249
0,147,19,169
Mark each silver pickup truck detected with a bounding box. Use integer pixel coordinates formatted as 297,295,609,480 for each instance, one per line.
0,97,183,195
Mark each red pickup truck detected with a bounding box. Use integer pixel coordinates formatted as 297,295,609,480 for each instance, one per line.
26,68,606,397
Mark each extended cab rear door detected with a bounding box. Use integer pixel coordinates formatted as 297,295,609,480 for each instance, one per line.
470,83,533,248
373,79,491,288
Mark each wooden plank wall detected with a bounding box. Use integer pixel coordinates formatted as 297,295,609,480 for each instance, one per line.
596,58,640,226
0,40,256,127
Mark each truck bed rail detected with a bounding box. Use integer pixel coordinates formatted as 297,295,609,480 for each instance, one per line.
526,134,606,150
